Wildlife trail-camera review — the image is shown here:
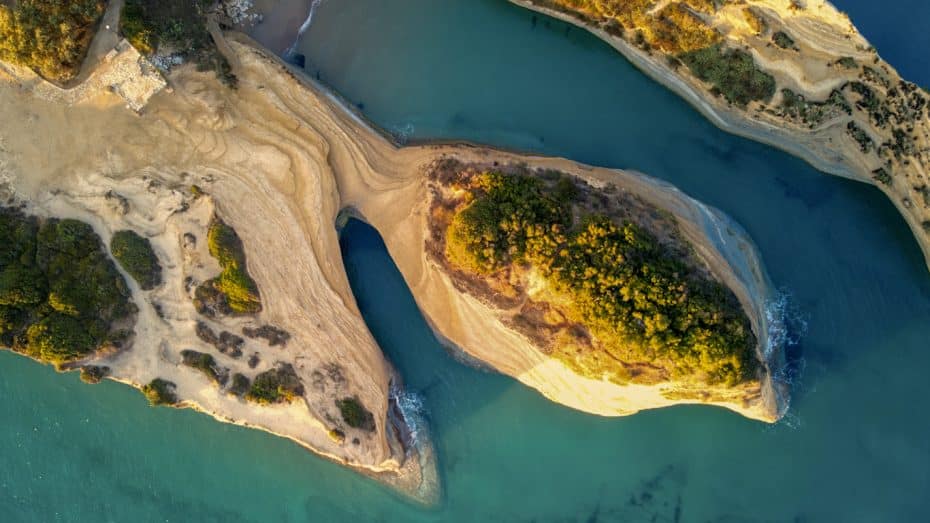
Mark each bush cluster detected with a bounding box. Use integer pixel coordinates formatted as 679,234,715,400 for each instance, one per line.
142,378,178,406
180,349,224,385
0,208,134,366
680,45,776,106
245,364,303,405
195,218,262,316
110,230,162,290
335,397,376,432
443,172,757,385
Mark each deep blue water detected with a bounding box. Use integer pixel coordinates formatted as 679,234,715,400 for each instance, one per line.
831,0,930,87
2,0,930,521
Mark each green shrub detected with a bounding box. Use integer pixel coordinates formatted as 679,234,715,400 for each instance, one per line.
228,373,250,396
110,230,162,290
871,168,892,186
772,31,796,50
680,45,776,106
142,378,178,406
180,349,223,385
246,364,303,405
837,56,858,69
336,397,376,432
80,365,110,384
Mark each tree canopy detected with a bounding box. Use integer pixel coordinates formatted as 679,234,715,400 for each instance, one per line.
0,0,105,82
443,171,757,386
0,207,134,366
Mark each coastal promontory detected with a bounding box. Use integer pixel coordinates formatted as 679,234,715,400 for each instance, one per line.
1,1,785,502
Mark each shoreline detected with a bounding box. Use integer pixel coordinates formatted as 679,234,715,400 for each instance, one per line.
0,16,792,509
181,30,791,421
506,0,930,274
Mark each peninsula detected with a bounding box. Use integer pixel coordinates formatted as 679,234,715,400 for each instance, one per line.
510,0,930,272
1,0,785,502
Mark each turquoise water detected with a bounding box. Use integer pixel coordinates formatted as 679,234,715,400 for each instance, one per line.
3,0,930,521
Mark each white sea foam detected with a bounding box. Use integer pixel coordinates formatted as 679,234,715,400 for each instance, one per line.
764,289,808,426
389,123,416,145
389,385,428,446
285,0,325,58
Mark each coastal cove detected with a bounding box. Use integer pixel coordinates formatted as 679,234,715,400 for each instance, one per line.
0,2,929,523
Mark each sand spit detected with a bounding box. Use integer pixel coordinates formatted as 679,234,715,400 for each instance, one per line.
508,0,930,273
0,30,784,500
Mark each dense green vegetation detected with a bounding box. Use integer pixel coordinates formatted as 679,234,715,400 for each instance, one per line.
245,364,303,404
0,0,105,83
443,172,756,385
680,45,776,106
0,207,134,367
142,378,178,406
195,218,262,316
336,397,376,432
110,230,162,290
120,0,237,86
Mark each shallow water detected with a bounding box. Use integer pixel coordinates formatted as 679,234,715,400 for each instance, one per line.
3,0,930,521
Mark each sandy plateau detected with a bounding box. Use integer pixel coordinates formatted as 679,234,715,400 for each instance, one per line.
0,31,785,500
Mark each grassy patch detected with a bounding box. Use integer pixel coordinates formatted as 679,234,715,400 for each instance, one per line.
245,364,303,405
0,207,135,366
335,397,376,432
110,230,162,290
142,378,178,406
121,0,237,86
195,217,261,316
680,45,776,106
0,0,105,83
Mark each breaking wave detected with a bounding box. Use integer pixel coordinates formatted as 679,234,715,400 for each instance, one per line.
764,289,808,426
389,385,429,446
